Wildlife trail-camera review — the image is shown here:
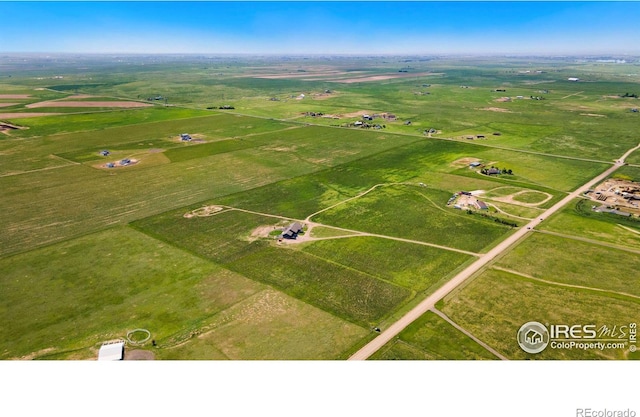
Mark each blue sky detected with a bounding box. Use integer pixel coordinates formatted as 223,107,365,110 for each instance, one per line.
1,1,639,55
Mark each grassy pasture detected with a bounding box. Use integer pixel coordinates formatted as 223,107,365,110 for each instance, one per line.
0,227,266,359
538,199,640,250
159,289,369,360
369,311,497,360
313,185,516,253
133,210,410,326
495,232,640,297
225,246,411,327
440,268,639,359
301,236,474,294
485,201,545,220
3,56,640,361
0,145,324,257
2,106,211,138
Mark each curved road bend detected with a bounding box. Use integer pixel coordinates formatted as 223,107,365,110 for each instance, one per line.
349,144,640,360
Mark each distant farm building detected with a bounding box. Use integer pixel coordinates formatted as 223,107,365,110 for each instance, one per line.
281,222,304,240
475,200,489,210
120,158,132,166
469,161,482,168
568,77,580,82
180,133,192,141
99,150,110,156
98,340,125,361
486,168,501,175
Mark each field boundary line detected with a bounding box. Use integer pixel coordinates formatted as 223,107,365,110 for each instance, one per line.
561,91,584,99
533,229,640,255
430,308,507,360
617,224,640,236
0,161,79,178
305,182,405,221
492,266,640,301
228,205,481,256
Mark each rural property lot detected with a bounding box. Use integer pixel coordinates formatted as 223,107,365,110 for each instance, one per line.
1,55,639,360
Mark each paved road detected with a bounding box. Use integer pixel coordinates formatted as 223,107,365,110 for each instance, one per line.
349,143,640,360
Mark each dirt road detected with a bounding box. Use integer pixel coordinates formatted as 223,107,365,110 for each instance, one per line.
349,143,640,360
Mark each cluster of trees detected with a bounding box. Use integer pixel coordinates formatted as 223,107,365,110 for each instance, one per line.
480,166,513,175
465,210,518,227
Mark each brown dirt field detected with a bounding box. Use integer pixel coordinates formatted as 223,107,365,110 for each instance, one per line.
0,112,62,119
580,113,606,117
124,350,155,360
0,103,18,108
495,97,511,102
0,94,31,99
26,100,153,108
332,72,441,83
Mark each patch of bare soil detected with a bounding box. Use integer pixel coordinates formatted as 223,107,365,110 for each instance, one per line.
97,158,140,170
333,72,442,84
481,107,512,113
13,347,56,360
124,350,155,360
0,112,62,118
342,110,373,118
0,103,18,108
0,122,26,135
452,157,482,167
0,94,31,99
491,190,553,206
250,225,280,241
174,133,206,143
580,113,606,117
184,205,224,218
495,97,512,102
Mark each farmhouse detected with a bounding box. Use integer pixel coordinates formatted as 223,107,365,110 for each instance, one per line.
281,222,304,239
486,167,501,175
180,133,192,141
469,161,482,168
97,340,125,361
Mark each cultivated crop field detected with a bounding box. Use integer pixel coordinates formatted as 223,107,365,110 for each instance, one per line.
1,54,639,360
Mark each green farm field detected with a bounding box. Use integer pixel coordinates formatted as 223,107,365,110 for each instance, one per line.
2,54,639,360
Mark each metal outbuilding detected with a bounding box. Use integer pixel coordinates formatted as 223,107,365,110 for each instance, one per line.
97,340,125,361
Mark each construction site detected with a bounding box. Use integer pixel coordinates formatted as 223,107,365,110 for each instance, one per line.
586,179,640,217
